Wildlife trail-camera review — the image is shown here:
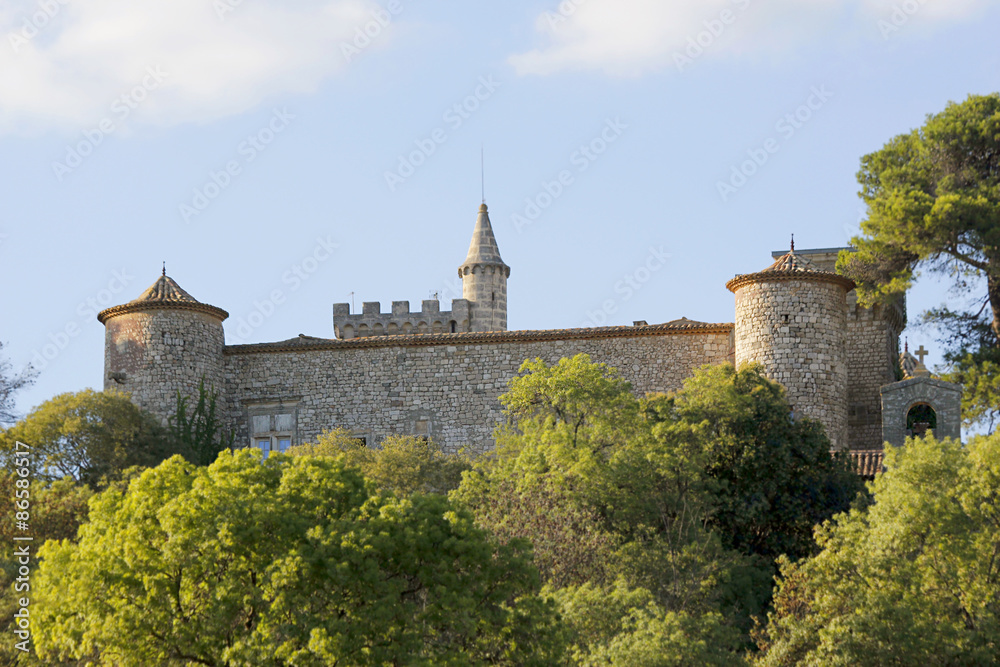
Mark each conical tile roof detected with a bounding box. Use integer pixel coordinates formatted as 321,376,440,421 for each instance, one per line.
98,272,229,323
131,274,201,305
726,241,855,293
461,203,508,269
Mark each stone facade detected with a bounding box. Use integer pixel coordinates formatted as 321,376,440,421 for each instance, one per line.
880,377,962,447
222,324,733,454
333,299,473,339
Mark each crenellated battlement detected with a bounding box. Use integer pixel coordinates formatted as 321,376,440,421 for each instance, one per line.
333,299,473,339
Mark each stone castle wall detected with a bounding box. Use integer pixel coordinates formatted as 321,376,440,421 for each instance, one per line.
846,298,904,449
733,278,849,449
103,310,226,421
222,327,734,454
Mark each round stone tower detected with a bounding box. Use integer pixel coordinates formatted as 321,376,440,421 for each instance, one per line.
98,271,228,424
459,202,510,332
726,242,855,450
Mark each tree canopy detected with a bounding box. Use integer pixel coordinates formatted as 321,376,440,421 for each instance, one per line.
838,93,1000,429
0,389,172,488
288,428,469,496
33,450,561,666
455,354,864,652
754,433,1000,665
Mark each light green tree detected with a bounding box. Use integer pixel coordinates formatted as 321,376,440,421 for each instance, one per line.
33,450,562,666
754,433,1000,665
288,428,470,495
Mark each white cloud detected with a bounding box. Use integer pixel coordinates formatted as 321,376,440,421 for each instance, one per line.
0,0,398,134
509,0,992,77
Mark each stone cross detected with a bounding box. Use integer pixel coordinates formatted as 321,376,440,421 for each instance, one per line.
915,345,929,365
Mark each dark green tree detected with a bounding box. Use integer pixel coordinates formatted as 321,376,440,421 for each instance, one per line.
168,379,234,466
837,92,1000,430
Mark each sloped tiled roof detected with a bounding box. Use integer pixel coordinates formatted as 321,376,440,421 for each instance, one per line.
98,274,229,323
726,247,855,293
460,203,509,274
225,320,735,355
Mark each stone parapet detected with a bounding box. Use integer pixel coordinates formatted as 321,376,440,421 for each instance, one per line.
333,299,473,339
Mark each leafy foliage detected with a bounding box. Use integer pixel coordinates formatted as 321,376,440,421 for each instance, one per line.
168,379,234,466
754,433,1000,665
457,355,862,654
551,580,738,666
0,476,94,665
0,389,173,488
288,428,470,496
33,450,561,665
838,93,1000,430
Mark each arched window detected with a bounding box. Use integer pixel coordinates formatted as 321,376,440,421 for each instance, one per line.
906,403,937,437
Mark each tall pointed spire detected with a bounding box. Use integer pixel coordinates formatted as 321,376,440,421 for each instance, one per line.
463,202,508,268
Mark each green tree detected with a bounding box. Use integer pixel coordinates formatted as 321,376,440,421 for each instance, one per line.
455,355,750,648
0,390,172,488
754,433,1000,666
837,93,1000,430
653,363,865,567
288,428,470,496
457,355,864,652
168,379,234,466
551,580,738,666
0,476,93,665
33,450,562,666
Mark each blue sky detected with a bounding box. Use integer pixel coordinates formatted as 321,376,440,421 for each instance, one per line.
2,0,999,416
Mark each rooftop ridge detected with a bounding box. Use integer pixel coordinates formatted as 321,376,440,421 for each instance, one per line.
97,274,229,323
225,319,734,354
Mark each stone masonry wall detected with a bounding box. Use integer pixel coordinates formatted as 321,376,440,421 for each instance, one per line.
734,279,849,449
461,264,507,332
223,329,733,455
104,310,226,422
846,298,903,449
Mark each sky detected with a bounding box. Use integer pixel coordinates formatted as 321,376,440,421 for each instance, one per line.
2,0,999,416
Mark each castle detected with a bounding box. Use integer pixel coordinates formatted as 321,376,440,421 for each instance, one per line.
97,203,961,465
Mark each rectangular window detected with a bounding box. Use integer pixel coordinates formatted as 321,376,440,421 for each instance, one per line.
255,438,272,459
276,437,292,454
